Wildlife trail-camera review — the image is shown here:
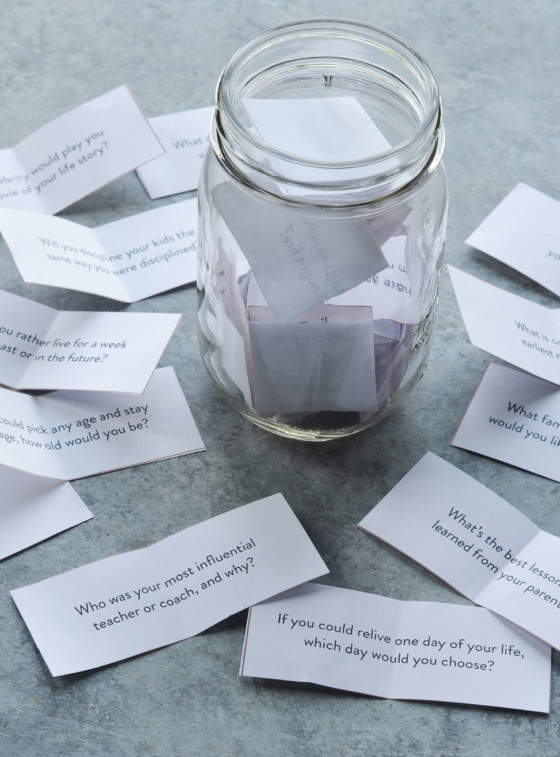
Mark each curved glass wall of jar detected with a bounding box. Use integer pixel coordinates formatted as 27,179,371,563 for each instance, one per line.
197,19,448,441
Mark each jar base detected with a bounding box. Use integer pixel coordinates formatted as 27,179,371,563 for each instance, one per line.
222,388,399,442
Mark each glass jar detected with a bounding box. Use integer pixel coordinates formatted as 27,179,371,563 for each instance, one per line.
197,18,448,441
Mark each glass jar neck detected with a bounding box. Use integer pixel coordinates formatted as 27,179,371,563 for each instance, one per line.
212,18,444,207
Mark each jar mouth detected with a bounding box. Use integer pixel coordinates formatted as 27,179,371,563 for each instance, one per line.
215,18,443,202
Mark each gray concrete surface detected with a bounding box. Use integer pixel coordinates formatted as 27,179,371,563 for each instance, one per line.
1,1,559,755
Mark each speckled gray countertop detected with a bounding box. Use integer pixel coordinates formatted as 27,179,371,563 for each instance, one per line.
1,1,559,755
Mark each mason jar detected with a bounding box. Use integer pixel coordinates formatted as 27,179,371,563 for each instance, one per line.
197,18,448,441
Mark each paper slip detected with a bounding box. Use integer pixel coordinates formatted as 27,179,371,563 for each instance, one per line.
466,183,560,297
0,366,204,480
452,362,560,482
241,583,551,713
11,493,328,676
373,320,414,407
328,234,420,324
244,276,412,413
248,306,378,414
197,230,254,406
198,292,252,407
0,289,180,393
243,97,391,162
0,85,163,215
0,199,198,302
213,180,388,322
137,106,213,199
359,451,560,652
448,265,560,386
0,466,92,560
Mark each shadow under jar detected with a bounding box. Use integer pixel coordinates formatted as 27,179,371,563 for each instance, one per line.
197,18,448,441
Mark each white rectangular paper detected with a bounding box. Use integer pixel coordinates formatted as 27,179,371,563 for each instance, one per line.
213,180,388,322
197,292,253,407
11,493,329,676
243,97,391,162
328,234,420,324
0,85,163,214
248,305,378,414
137,106,213,198
466,183,560,297
0,366,204,480
0,466,92,559
246,273,413,412
448,265,560,386
452,361,560,481
0,200,198,301
359,451,560,652
372,319,414,407
241,582,551,713
0,289,180,393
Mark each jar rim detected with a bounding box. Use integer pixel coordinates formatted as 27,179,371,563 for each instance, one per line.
215,18,443,201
